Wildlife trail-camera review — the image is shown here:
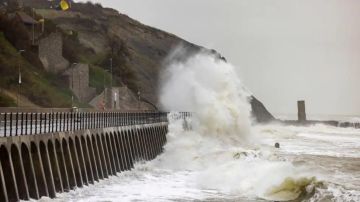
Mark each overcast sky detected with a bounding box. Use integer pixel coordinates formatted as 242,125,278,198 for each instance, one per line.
83,0,360,117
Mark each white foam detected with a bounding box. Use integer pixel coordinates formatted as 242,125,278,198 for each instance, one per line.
36,50,360,202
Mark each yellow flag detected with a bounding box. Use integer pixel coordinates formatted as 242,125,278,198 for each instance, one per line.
60,0,70,11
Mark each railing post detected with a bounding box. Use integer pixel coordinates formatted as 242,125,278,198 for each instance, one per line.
117,112,120,126
66,112,69,131
95,112,97,128
78,112,80,130
105,112,107,128
120,112,122,126
128,112,131,126
34,113,37,134
15,112,18,136
131,112,133,125
4,113,7,137
80,112,83,130
106,112,108,127
39,113,42,134
9,113,13,136
124,112,126,126
86,112,89,129
100,112,102,128
84,112,86,129
74,112,76,131
30,113,33,135
94,112,97,129
94,112,96,129
132,113,135,125
51,112,54,133
113,112,116,126
47,113,49,133
104,112,107,128
46,113,49,133
55,112,58,132
109,112,111,127
122,112,125,126
25,113,28,135
109,112,112,127
72,112,74,131
83,112,85,130
90,112,92,129
61,112,63,132
20,112,23,135
88,112,90,129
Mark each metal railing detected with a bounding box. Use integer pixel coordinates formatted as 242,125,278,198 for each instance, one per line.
0,111,171,137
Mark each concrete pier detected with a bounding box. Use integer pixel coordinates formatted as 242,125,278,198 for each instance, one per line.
0,123,168,202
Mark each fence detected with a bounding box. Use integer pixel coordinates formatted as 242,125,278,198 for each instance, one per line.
0,111,174,137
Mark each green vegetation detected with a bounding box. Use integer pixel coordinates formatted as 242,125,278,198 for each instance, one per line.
89,65,112,93
0,32,76,107
0,91,16,107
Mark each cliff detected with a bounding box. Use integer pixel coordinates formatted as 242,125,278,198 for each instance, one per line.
0,0,275,123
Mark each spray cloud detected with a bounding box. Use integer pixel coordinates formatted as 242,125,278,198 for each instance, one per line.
160,47,252,143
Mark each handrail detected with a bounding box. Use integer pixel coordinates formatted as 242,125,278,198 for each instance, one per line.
0,111,193,137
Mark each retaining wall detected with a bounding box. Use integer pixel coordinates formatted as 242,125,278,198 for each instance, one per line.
0,123,168,202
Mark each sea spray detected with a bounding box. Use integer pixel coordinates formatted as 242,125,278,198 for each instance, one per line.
160,48,253,144
156,49,317,201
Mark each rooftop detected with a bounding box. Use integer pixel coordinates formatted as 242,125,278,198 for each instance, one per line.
16,11,37,25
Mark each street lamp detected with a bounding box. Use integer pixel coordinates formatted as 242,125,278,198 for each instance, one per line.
110,58,113,89
78,68,82,103
103,69,109,110
71,63,77,108
18,49,25,109
137,91,141,110
110,58,113,109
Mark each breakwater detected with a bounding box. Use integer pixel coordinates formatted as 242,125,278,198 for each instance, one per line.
0,111,181,202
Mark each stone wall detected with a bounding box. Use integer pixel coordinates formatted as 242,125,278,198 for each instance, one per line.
89,86,153,110
63,64,96,102
38,33,69,73
0,123,168,201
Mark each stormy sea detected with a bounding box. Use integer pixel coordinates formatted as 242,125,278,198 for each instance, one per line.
33,51,360,202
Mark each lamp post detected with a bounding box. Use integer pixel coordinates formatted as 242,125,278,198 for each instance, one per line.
18,49,25,109
137,91,141,110
71,63,77,108
78,68,82,103
32,8,35,45
110,58,113,109
103,69,109,110
110,58,113,89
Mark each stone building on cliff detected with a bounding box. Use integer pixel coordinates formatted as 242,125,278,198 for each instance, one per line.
62,63,96,103
38,32,69,73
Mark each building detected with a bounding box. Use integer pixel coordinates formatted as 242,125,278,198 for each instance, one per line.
38,33,70,73
90,86,153,110
63,63,96,103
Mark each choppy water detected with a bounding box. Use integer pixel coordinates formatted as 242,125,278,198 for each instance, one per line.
32,122,360,202
34,50,360,202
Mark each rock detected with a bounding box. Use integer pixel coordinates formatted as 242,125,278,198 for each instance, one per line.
250,96,275,123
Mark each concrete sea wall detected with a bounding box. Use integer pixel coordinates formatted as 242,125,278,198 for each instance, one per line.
0,123,168,202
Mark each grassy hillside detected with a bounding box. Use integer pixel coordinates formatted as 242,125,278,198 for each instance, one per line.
0,31,80,107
